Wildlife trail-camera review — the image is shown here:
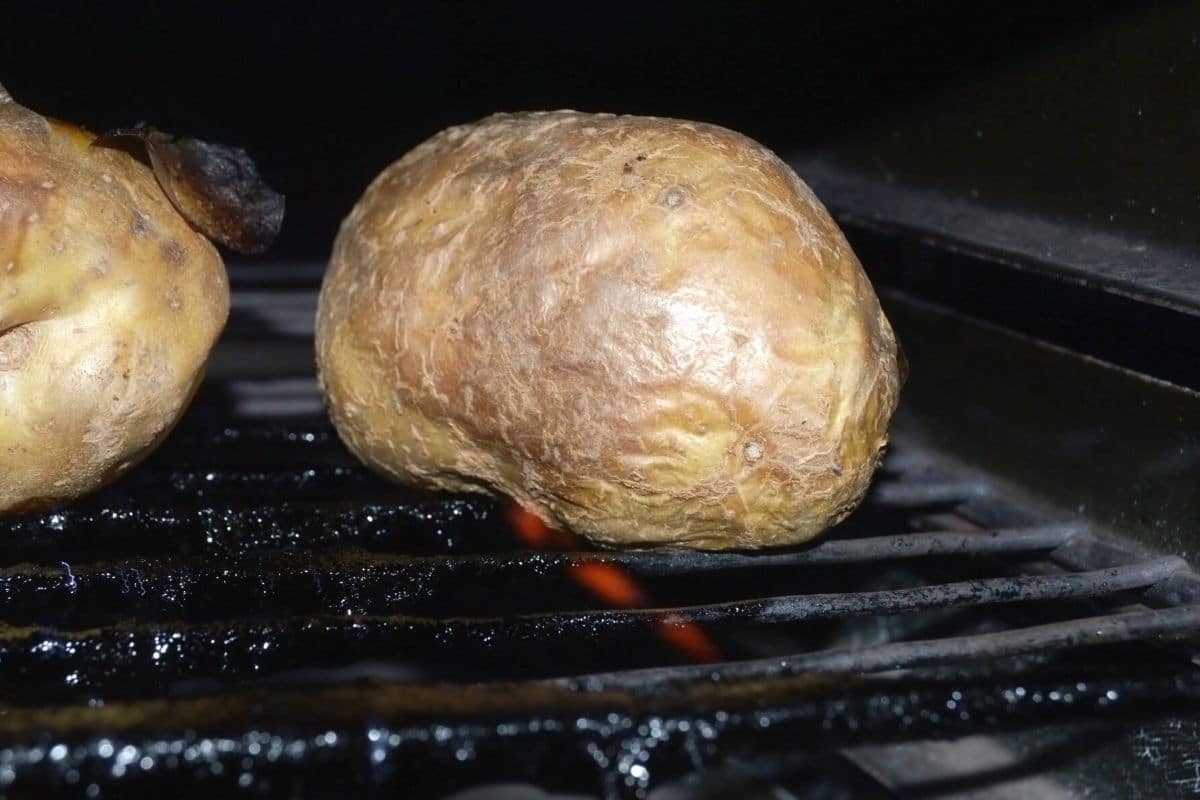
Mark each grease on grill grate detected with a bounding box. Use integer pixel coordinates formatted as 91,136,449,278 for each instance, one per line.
1,405,1199,799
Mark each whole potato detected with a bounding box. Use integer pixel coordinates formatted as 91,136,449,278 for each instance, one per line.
317,111,901,550
0,85,280,515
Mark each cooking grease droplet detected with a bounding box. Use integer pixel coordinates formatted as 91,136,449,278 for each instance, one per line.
60,562,77,593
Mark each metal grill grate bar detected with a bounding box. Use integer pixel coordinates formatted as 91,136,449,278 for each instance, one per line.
868,480,989,506
557,603,1200,692
0,524,1083,624
2,668,1199,788
0,557,1183,700
0,500,500,565
0,544,1165,631
0,507,1076,565
601,523,1083,573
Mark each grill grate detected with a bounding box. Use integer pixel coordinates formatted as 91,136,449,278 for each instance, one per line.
2,393,1199,797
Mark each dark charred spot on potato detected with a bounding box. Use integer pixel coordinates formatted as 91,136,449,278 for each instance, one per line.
94,128,284,254
661,186,686,209
622,162,634,175
159,239,188,268
636,153,647,161
0,323,37,371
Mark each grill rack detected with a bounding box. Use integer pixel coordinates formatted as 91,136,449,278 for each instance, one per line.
2,408,1199,799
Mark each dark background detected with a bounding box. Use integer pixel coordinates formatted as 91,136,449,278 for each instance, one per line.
1,1,1195,260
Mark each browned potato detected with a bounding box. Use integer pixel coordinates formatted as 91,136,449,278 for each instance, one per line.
0,85,281,516
317,111,901,550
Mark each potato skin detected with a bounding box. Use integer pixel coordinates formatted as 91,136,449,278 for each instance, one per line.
317,111,900,549
0,96,229,515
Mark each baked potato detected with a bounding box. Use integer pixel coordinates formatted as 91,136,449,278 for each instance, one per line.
317,111,901,550
0,84,282,516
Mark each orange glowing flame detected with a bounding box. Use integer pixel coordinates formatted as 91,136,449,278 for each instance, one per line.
504,504,584,549
568,561,650,607
653,616,723,664
506,502,722,664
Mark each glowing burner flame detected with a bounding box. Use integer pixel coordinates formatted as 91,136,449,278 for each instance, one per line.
504,503,584,550
506,503,722,664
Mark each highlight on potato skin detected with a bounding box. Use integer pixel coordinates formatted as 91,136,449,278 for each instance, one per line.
317,111,902,550
0,84,280,516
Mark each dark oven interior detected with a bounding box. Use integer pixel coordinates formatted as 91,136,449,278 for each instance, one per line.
2,4,1199,799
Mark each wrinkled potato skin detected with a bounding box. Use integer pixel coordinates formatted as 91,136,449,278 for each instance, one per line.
317,112,900,550
0,97,228,515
